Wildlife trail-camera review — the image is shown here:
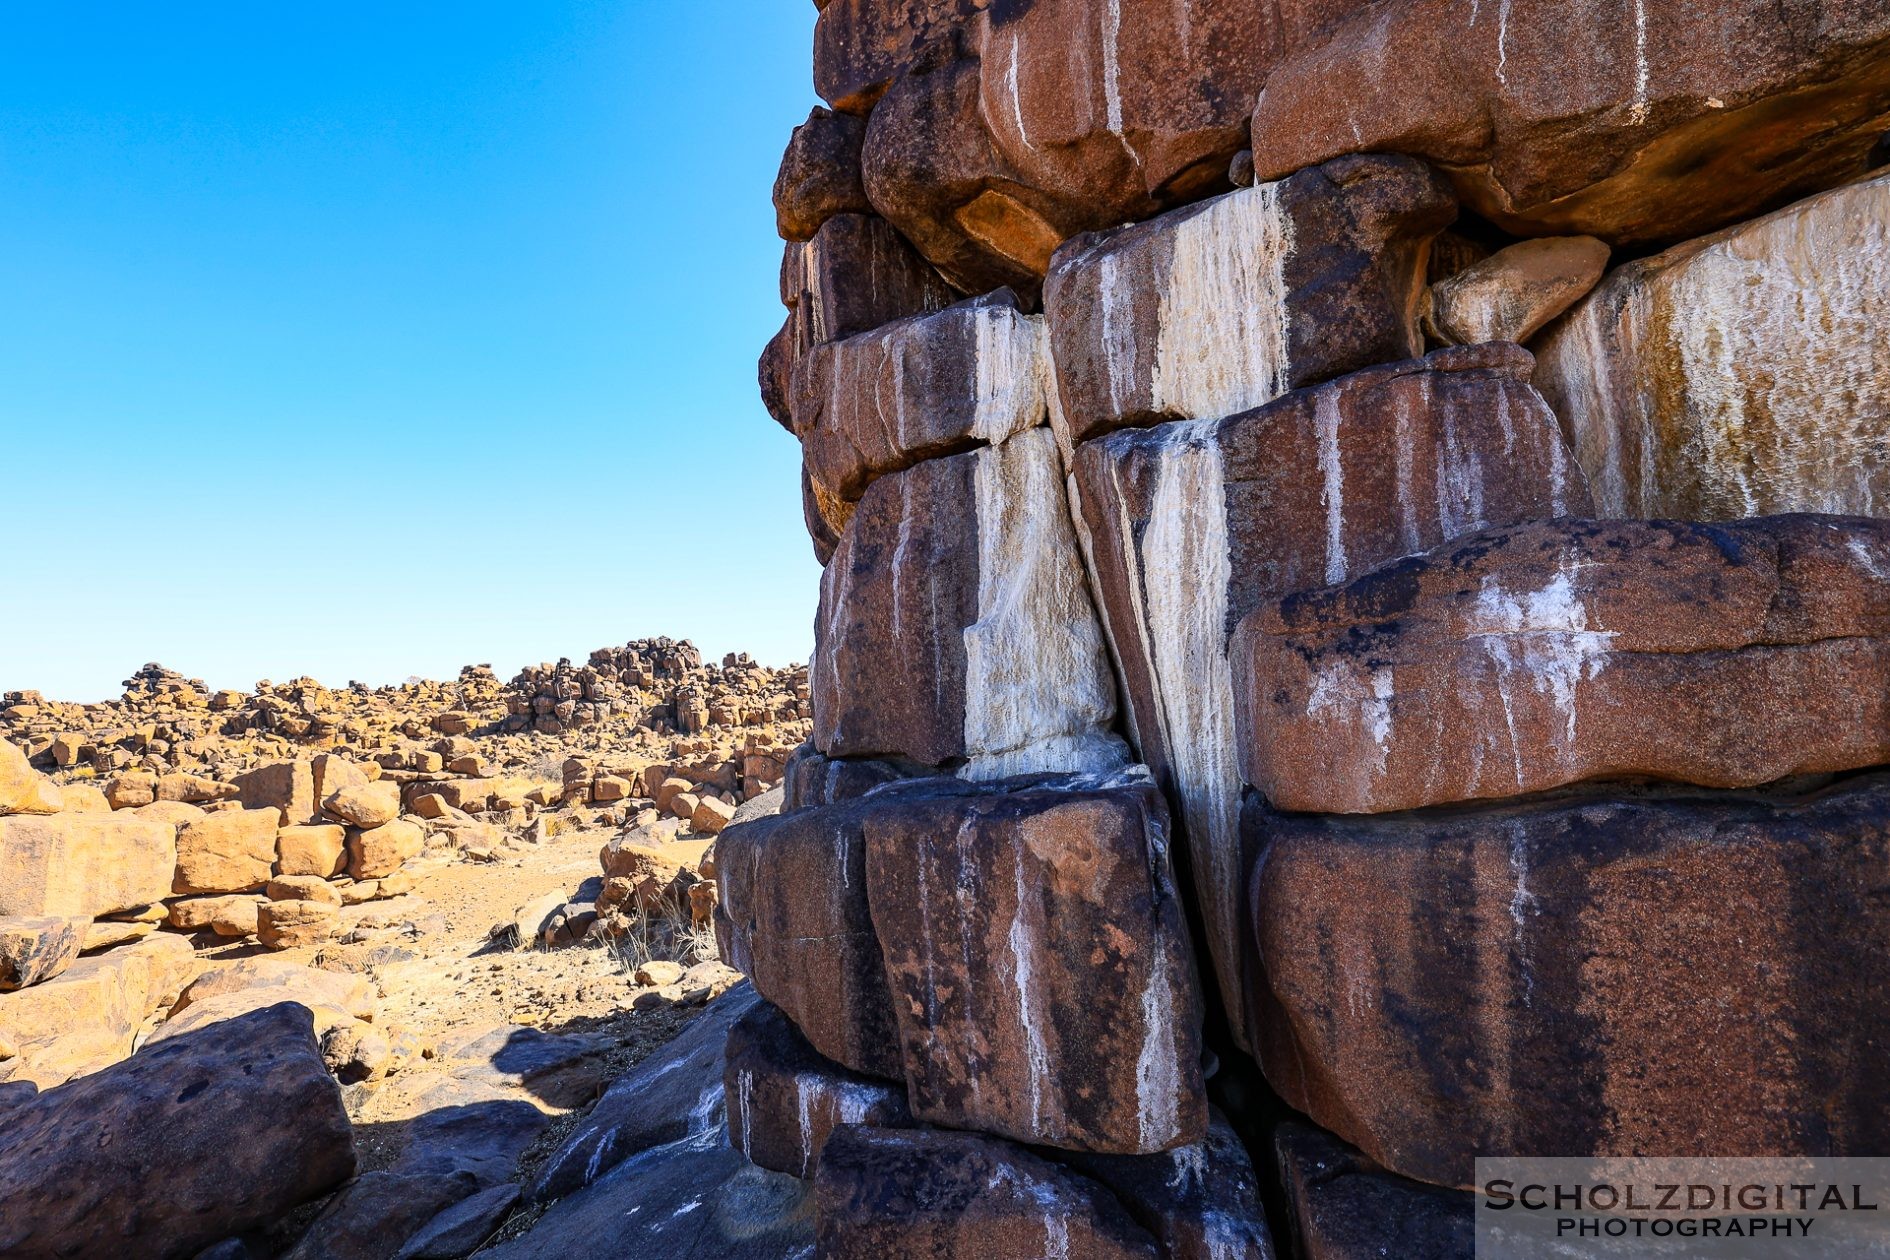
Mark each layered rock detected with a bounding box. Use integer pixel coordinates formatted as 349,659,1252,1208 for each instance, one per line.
0,934,199,1086
1249,774,1890,1188
1534,173,1890,519
779,743,932,812
173,807,279,894
793,289,1047,502
1247,0,1890,244
815,1127,1160,1259
725,1001,912,1178
1070,344,1587,1043
863,771,1205,1154
1233,516,1890,814
1042,155,1455,446
0,812,176,918
0,917,84,992
0,1002,354,1260
812,427,1127,778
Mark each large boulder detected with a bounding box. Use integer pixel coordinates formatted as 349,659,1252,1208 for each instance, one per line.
232,760,317,826
774,106,871,241
0,741,62,816
173,807,280,895
813,427,1127,777
863,770,1205,1154
0,1002,355,1260
814,0,979,114
1233,516,1890,814
1247,0,1890,245
1534,173,1890,519
1042,154,1455,446
780,742,934,811
1274,1122,1473,1260
793,289,1048,502
0,812,175,917
0,917,85,992
1249,775,1890,1189
1070,343,1586,1046
725,1000,912,1178
815,1126,1161,1259
0,934,200,1087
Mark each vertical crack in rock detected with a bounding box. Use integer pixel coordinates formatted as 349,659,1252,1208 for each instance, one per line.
1150,183,1293,424
961,428,1129,780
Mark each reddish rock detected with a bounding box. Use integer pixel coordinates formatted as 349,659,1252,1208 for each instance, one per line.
1249,776,1890,1189
813,0,979,114
1070,343,1586,1048
1043,155,1455,446
1274,1122,1473,1260
1534,173,1890,521
1233,516,1890,815
1059,1109,1277,1260
1424,236,1609,346
800,464,851,566
783,213,957,353
774,107,871,241
815,1126,1160,1259
725,1001,912,1178
0,1002,355,1260
793,289,1047,502
1248,0,1890,246
812,428,1126,777
714,794,906,1080
863,771,1205,1154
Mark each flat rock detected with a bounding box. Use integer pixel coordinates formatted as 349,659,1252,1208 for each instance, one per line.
1535,173,1890,520
0,812,176,917
793,289,1047,502
530,982,760,1203
0,1002,355,1260
393,1182,519,1260
174,807,279,895
863,769,1205,1154
1043,154,1455,446
813,427,1127,777
1274,1122,1473,1260
725,1000,912,1178
1233,516,1890,814
0,916,85,992
1249,776,1890,1188
815,1126,1160,1259
1071,343,1587,1045
780,743,933,811
0,934,199,1088
1248,0,1890,245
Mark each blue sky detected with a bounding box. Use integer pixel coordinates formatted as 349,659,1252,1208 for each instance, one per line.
0,3,823,701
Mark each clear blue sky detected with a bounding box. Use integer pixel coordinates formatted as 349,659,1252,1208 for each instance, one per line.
0,3,822,702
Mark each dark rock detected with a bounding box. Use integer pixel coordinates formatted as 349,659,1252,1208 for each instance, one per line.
0,915,84,991
780,742,935,811
1059,1109,1277,1260
774,107,871,242
814,0,980,115
1274,1122,1473,1260
284,1171,479,1260
392,1182,520,1260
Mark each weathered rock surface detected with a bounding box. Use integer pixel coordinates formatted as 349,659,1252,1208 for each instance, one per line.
774,106,870,241
173,807,279,894
0,1002,355,1260
530,983,759,1203
1274,1122,1473,1260
1250,776,1890,1188
1060,1109,1278,1260
793,289,1047,502
1234,516,1890,814
1247,0,1890,245
1425,236,1609,345
1534,173,1890,520
348,817,423,879
780,742,932,811
0,740,63,816
0,916,85,992
233,759,317,826
814,0,977,114
726,1000,912,1179
1071,343,1587,1043
814,427,1127,777
816,1126,1161,1259
1043,155,1455,446
277,823,348,878
0,812,176,917
864,770,1205,1153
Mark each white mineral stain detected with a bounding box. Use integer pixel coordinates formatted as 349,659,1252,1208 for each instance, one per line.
970,306,1051,444
1314,386,1348,584
1150,183,1295,424
1466,561,1616,774
1134,921,1181,1149
1630,0,1650,125
1009,829,1051,1133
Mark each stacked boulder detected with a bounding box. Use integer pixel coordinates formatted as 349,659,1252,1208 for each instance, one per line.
754,1,1890,1254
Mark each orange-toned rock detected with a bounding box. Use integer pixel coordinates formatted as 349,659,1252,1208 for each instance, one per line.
347,819,424,880
0,934,199,1087
0,742,62,817
323,781,400,829
0,813,176,918
0,917,85,992
56,785,109,814
167,895,264,937
257,900,339,950
173,808,280,895
277,824,347,878
233,760,317,826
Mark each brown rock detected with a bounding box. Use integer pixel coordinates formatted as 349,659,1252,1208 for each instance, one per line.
277,823,348,878
1274,1122,1473,1260
1043,155,1455,446
257,899,340,950
784,213,957,362
0,1002,355,1260
133,799,208,831
726,1000,913,1179
0,935,199,1087
1425,236,1609,346
690,796,736,835
347,818,424,880
0,741,63,817
781,743,933,811
267,875,343,906
813,0,977,114
233,760,317,826
774,106,871,241
1534,174,1890,520
174,807,281,894
1249,775,1890,1188
1247,0,1890,245
0,813,176,917
171,957,377,1024
323,781,400,829
1059,1109,1277,1260
1069,343,1587,1047
155,772,238,804
0,917,85,991
813,429,1126,776
81,919,154,952
815,1127,1160,1259
1232,516,1890,814
103,771,159,810
801,463,851,565
793,290,1047,503
168,895,264,937
597,839,690,915
864,771,1206,1153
